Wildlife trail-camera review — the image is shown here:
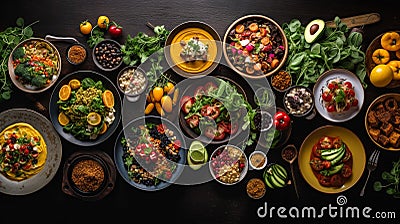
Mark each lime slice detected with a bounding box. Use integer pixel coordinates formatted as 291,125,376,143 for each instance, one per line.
190,141,205,151
189,150,205,163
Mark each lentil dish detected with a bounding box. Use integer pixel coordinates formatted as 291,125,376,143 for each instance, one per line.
71,159,105,192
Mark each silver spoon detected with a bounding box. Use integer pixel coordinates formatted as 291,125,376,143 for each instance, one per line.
282,144,299,199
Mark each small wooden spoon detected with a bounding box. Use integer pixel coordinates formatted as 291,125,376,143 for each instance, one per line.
282,144,299,199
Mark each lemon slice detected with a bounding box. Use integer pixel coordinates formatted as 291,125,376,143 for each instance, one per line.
87,112,102,126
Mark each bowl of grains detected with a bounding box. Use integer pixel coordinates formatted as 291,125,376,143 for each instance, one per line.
62,150,116,201
66,43,87,65
209,144,248,185
271,70,292,92
246,178,266,199
93,39,123,72
117,66,148,102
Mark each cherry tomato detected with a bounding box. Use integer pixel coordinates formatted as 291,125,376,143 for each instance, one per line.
181,96,195,114
108,22,123,38
346,89,355,97
79,20,92,35
322,92,333,102
352,98,359,106
97,15,110,29
328,82,337,90
327,104,336,112
344,81,353,89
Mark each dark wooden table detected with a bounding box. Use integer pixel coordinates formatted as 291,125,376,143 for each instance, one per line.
1,0,399,223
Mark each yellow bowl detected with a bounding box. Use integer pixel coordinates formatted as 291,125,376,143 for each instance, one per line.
298,125,366,194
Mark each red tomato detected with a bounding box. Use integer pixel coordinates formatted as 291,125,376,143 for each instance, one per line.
200,105,220,120
310,157,324,171
352,98,359,106
344,81,353,89
194,86,205,98
330,174,345,187
181,96,195,114
204,82,217,94
322,92,333,102
173,140,181,150
108,22,123,38
318,175,331,187
312,144,322,158
186,115,199,128
327,104,336,112
341,164,352,178
328,83,337,90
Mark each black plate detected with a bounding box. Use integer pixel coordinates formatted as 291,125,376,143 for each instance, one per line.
49,70,122,146
114,115,187,191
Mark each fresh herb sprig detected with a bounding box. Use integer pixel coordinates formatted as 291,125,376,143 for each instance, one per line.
374,157,400,198
0,18,38,102
121,25,170,66
87,26,105,48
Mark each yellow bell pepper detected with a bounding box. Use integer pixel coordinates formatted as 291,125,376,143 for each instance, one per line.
372,48,390,64
387,60,400,80
381,31,400,51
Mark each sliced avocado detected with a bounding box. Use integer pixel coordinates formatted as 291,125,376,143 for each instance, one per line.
304,19,325,44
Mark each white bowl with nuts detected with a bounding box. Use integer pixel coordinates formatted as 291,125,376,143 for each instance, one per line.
117,66,148,102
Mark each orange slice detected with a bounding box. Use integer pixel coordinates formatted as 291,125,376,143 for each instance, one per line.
59,84,71,101
58,112,70,126
87,112,102,126
102,90,114,108
68,79,81,90
99,123,108,134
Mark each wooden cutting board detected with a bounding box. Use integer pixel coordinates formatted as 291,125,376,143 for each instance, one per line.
325,13,381,28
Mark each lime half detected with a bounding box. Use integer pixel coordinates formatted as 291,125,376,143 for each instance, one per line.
189,150,205,163
188,141,208,170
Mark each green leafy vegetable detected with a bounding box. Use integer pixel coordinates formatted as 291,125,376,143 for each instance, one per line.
374,157,400,198
87,26,105,48
282,16,367,88
121,25,170,66
0,18,38,102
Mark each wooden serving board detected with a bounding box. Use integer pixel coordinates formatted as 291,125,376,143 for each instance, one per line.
325,13,381,28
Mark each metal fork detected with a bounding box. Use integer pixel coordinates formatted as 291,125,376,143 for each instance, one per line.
360,149,380,196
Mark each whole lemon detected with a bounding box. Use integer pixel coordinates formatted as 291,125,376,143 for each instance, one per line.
370,64,393,87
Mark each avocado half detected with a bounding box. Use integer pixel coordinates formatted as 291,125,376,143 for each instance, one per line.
304,19,325,44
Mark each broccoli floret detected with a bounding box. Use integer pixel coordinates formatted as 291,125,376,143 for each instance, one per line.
31,75,47,88
14,63,29,76
12,47,25,60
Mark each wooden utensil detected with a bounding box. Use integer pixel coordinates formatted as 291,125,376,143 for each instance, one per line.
325,13,380,28
282,144,299,199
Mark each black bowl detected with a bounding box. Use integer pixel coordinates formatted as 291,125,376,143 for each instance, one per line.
178,76,248,145
49,70,122,146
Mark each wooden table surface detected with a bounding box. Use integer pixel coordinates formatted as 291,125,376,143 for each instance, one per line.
1,0,399,223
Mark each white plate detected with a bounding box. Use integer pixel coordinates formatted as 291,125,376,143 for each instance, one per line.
0,108,62,195
313,69,364,122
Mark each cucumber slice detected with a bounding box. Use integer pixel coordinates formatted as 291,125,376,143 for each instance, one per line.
270,173,285,188
321,145,343,156
330,148,346,166
264,175,275,189
322,145,345,161
273,164,287,178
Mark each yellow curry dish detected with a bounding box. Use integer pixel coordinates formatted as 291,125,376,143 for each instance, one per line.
0,123,47,181
169,27,218,74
